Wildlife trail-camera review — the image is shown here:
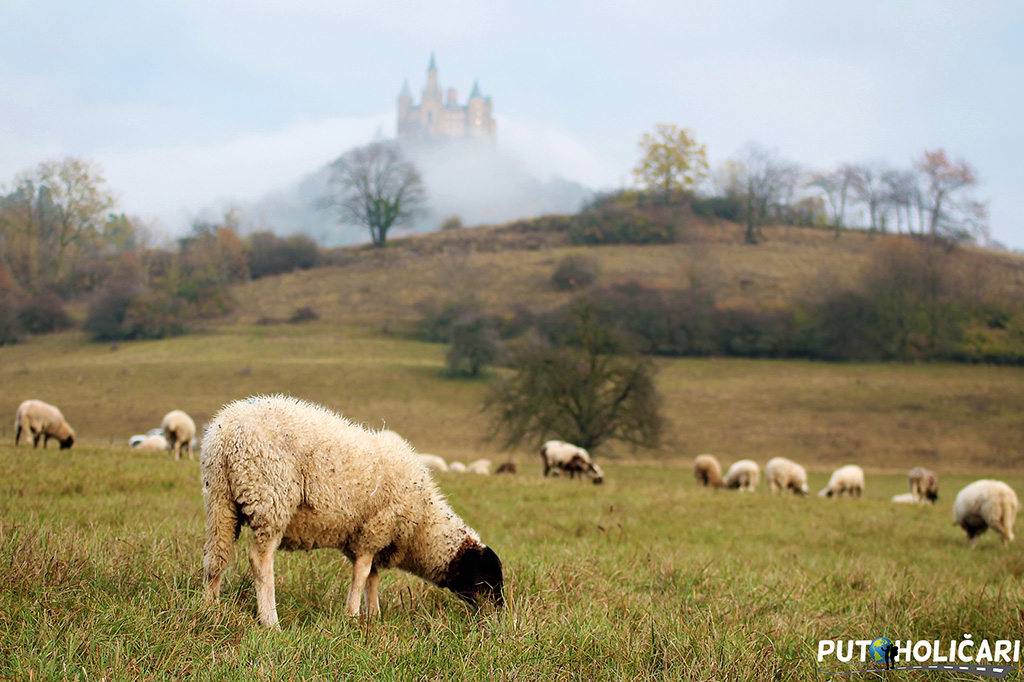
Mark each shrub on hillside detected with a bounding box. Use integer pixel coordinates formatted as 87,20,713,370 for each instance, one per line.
415,295,487,343
248,232,321,280
445,312,499,378
17,293,74,335
569,205,677,245
551,254,601,291
84,284,188,341
440,215,463,231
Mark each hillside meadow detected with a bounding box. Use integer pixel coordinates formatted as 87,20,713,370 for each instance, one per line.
1,325,1024,680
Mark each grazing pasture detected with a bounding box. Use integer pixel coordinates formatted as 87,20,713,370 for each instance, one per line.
0,327,1022,680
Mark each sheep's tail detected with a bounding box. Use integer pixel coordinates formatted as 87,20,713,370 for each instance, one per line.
201,432,239,597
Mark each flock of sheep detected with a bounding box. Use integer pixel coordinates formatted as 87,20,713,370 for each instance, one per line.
692,453,1019,547
10,396,1020,629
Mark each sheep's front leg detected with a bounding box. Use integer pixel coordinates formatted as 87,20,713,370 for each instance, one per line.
249,534,282,628
347,555,373,617
365,567,381,617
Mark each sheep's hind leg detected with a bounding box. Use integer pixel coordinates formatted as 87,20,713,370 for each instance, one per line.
365,566,381,617
249,532,282,628
347,555,373,617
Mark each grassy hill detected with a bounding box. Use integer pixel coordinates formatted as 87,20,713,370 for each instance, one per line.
223,218,1024,333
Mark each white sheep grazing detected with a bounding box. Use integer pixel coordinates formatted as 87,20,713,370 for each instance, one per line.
466,458,492,475
201,395,503,627
953,480,1019,547
135,434,169,452
765,457,809,496
162,410,196,461
417,454,449,472
722,459,760,492
908,467,939,503
540,440,604,484
448,461,467,473
818,465,865,498
14,399,75,450
693,454,724,488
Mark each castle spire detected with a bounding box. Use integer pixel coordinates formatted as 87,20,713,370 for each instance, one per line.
428,51,437,72
399,77,411,98
470,79,482,98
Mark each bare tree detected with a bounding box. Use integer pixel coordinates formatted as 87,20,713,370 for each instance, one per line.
881,168,919,235
721,143,801,244
850,163,893,233
806,164,861,238
322,141,427,247
486,301,662,452
914,149,988,243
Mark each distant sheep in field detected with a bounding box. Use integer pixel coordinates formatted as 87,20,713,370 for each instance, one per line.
467,458,492,475
417,454,448,472
14,399,75,450
953,480,1019,547
891,492,919,504
540,440,604,484
162,410,196,460
908,467,939,503
495,462,517,474
693,454,724,488
765,457,809,496
134,434,169,452
818,465,864,498
201,395,503,628
448,461,467,473
723,459,760,492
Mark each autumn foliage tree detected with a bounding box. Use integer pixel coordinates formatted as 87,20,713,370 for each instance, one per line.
633,124,709,204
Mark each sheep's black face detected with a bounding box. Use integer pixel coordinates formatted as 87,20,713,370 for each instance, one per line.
443,543,504,609
926,490,939,503
59,436,74,450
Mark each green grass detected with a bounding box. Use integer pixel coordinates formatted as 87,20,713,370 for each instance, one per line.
1,328,1023,680
1,445,1022,681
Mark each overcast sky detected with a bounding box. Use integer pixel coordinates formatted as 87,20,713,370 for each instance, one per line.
2,1,1022,249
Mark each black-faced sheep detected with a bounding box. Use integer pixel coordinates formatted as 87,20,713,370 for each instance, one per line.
908,467,939,503
693,454,724,488
723,459,760,491
765,457,809,495
201,395,503,628
14,399,75,450
818,465,864,498
162,410,196,460
540,440,604,484
953,480,1019,546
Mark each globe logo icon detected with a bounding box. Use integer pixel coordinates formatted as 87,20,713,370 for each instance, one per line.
869,637,892,663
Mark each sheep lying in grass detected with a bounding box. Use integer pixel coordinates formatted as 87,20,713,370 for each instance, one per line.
908,467,939,503
765,457,809,496
723,459,760,492
135,434,169,452
953,480,1019,547
201,395,503,627
540,440,604,484
467,458,492,475
693,454,724,488
891,492,919,504
417,454,448,472
818,465,864,498
14,399,75,450
448,461,467,473
162,410,196,460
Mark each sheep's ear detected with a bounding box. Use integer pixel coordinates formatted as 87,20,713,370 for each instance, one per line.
443,543,503,608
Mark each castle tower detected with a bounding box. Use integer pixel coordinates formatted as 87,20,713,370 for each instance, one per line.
396,54,495,143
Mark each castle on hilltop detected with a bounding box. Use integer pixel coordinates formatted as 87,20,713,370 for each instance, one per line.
397,53,496,143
